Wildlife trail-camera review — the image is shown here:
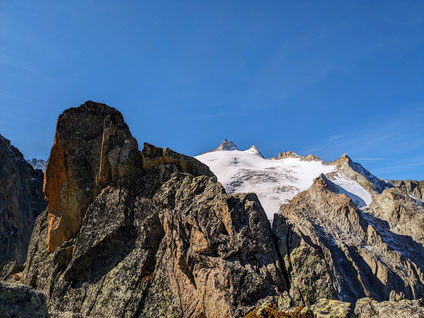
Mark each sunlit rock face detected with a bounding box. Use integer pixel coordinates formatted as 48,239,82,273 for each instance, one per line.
43,101,142,252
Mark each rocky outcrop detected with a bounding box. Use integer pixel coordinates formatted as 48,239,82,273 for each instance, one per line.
369,187,424,244
22,102,289,317
277,151,300,159
215,138,239,151
354,296,424,318
0,282,48,318
275,151,321,162
303,299,354,317
329,153,389,194
44,101,142,252
273,174,424,304
0,134,46,266
390,179,424,202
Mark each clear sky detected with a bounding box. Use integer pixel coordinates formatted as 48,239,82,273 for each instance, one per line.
1,1,423,180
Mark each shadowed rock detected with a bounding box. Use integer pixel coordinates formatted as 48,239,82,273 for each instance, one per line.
0,134,46,266
0,282,48,318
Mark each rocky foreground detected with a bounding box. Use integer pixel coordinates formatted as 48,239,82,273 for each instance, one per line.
1,101,424,317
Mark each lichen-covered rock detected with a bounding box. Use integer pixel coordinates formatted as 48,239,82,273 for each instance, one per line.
301,299,354,318
44,101,142,252
354,297,424,318
0,282,48,318
0,134,46,266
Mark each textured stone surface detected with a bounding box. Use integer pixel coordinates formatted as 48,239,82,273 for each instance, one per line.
0,282,48,318
354,297,424,318
44,101,142,252
302,299,354,318
0,134,46,266
390,179,424,201
0,260,24,282
274,174,424,304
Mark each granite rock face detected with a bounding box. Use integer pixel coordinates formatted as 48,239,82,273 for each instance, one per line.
0,134,46,266
44,101,142,252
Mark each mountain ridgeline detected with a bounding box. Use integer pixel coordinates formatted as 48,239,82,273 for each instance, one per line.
0,134,46,266
1,101,424,317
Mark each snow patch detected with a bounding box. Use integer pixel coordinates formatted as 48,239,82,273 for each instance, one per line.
409,194,424,207
330,173,372,208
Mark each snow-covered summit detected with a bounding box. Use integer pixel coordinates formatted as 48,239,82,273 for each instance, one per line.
196,143,381,220
27,158,47,172
246,145,263,158
214,139,239,151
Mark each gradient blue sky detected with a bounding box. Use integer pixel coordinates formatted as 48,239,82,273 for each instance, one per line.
1,1,423,180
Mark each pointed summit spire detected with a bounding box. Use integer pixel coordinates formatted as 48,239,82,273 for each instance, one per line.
215,139,238,151
247,145,263,157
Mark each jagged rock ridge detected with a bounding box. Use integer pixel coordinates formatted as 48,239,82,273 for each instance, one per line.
215,138,239,151
0,134,46,266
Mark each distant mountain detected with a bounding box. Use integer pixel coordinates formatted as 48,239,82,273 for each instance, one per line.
27,158,47,172
196,140,389,219
214,138,239,151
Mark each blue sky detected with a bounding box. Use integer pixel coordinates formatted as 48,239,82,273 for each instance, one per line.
0,1,423,180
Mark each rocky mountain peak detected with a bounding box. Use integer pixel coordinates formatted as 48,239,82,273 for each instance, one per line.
44,101,142,252
311,173,329,190
214,138,238,151
339,153,352,163
27,158,46,172
277,150,300,159
247,145,263,157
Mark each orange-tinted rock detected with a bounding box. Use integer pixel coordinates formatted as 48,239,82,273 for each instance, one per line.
45,101,142,252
